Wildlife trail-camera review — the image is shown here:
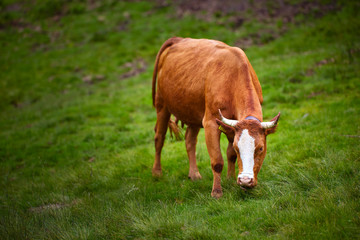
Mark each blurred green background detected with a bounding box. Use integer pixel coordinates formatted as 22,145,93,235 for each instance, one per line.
0,0,359,239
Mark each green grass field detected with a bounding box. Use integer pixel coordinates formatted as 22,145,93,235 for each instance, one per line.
0,0,359,239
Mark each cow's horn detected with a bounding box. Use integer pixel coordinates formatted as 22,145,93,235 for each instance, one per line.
218,109,239,127
261,121,276,129
261,112,280,129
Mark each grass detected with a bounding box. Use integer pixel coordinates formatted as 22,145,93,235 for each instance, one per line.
0,0,359,239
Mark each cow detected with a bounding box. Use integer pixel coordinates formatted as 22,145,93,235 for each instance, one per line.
152,37,280,198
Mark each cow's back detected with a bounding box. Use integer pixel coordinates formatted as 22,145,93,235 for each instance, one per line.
155,38,260,126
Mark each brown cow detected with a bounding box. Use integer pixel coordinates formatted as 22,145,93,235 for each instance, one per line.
152,37,280,198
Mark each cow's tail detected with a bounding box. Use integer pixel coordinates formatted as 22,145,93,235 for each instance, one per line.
152,37,183,107
153,117,183,141
153,37,184,141
168,118,183,141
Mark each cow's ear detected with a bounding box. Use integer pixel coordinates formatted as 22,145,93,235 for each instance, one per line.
265,125,277,135
216,118,235,134
264,113,280,136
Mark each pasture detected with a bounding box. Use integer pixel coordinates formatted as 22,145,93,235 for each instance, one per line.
0,0,359,239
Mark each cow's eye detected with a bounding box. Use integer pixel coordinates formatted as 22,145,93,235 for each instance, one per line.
259,147,263,152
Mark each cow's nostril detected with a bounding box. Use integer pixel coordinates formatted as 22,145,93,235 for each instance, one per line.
238,177,254,187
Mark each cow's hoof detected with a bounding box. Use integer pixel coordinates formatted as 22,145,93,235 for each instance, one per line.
211,189,223,199
152,168,162,177
188,171,202,181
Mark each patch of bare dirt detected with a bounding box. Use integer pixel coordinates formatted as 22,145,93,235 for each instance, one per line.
307,91,323,98
119,58,148,80
116,12,131,32
155,0,339,48
171,0,338,24
306,57,335,76
82,74,107,85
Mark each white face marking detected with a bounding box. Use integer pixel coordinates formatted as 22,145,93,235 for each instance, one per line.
237,129,255,179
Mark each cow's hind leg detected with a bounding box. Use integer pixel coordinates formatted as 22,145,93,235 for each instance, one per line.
185,126,202,180
152,107,171,177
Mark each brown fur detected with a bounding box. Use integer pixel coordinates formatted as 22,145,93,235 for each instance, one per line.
152,37,279,198
152,37,183,107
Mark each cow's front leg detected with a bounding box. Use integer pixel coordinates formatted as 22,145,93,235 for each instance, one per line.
226,141,237,179
204,120,223,198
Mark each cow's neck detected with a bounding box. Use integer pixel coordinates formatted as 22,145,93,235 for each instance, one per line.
234,87,263,122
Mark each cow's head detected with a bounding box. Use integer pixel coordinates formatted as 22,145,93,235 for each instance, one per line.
216,110,280,188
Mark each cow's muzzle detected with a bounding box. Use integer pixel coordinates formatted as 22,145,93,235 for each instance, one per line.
237,176,254,188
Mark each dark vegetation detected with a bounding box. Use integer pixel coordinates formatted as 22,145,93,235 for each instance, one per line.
0,0,359,239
